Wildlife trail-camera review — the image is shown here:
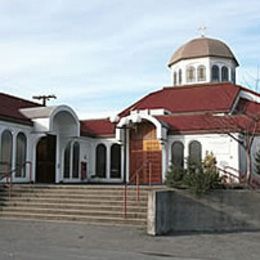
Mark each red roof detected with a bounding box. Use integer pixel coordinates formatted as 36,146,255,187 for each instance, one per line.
80,84,260,137
156,113,260,134
0,92,42,125
80,118,115,137
235,98,260,115
119,83,240,117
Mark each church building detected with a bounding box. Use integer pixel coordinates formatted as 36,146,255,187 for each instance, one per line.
1,36,260,187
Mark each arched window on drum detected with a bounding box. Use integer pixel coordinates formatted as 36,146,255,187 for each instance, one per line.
211,65,220,82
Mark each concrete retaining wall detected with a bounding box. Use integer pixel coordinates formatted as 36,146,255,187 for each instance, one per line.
147,189,260,236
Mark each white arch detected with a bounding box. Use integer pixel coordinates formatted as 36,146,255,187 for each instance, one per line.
49,105,80,137
20,105,80,137
116,113,167,141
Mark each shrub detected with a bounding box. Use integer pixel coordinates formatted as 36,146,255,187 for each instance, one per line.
184,152,222,196
165,164,186,188
165,152,222,196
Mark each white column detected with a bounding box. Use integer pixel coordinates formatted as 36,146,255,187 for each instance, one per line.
161,140,168,182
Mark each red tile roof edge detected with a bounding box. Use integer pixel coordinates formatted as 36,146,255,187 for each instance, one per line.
0,92,43,107
80,118,115,138
118,82,241,117
0,115,33,126
156,113,260,134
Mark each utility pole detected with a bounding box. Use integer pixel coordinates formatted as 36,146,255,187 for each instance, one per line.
32,95,57,106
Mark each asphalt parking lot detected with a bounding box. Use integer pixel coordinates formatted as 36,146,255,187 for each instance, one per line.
0,219,260,260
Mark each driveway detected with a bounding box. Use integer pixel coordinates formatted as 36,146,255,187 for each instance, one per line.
0,219,259,260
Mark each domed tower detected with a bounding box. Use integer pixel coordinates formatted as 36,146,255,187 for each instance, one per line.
168,37,239,86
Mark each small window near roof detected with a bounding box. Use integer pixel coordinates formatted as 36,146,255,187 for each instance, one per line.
197,65,206,81
222,66,229,82
211,65,220,82
186,66,195,82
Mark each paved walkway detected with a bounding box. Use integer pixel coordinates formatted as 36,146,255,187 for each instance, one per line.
0,219,259,260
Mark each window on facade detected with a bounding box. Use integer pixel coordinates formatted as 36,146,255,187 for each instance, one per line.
173,72,177,85
110,144,121,178
72,142,80,178
211,65,220,82
0,130,13,173
188,141,202,165
197,65,206,81
96,144,106,178
186,66,195,82
63,142,71,179
222,66,229,81
15,132,27,178
178,69,182,85
171,141,184,169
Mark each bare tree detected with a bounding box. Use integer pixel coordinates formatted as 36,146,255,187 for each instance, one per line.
207,106,260,185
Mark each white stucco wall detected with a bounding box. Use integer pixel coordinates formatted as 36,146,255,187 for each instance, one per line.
166,133,240,180
169,57,237,86
0,120,35,183
81,137,123,183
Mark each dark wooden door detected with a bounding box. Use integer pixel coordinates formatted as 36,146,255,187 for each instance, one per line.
36,135,56,183
129,121,162,184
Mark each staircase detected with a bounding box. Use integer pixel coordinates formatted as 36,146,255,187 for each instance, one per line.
0,185,149,227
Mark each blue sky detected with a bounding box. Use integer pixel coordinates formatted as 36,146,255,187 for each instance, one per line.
0,0,260,119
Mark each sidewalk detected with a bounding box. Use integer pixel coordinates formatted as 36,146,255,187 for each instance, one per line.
0,219,259,260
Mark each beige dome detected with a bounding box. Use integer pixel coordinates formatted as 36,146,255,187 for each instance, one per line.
168,37,239,67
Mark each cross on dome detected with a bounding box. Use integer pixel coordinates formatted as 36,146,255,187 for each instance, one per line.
198,25,207,37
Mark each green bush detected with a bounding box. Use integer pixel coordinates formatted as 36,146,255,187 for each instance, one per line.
165,165,186,188
184,166,221,196
184,152,222,196
165,151,223,196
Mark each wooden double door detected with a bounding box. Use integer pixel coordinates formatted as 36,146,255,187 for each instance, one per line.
36,135,56,183
129,121,162,184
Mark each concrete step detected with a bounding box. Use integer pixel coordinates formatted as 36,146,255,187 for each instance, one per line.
0,197,147,207
0,193,148,202
1,206,147,219
1,184,155,191
0,184,150,227
0,201,147,212
0,212,146,226
0,188,149,196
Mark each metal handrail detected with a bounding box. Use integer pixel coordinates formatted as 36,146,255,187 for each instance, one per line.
221,166,245,182
0,161,33,198
0,162,11,181
123,160,152,218
183,158,244,184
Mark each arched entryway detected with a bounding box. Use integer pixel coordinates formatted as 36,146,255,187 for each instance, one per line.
36,135,56,183
129,121,162,184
